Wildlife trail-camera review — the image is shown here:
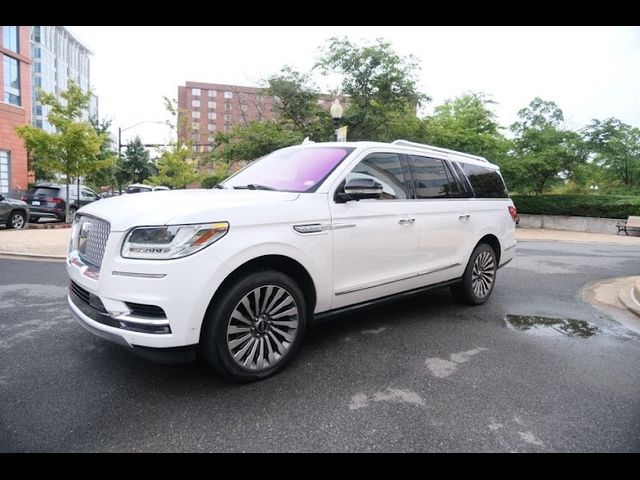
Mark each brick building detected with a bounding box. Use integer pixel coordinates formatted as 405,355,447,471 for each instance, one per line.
178,80,349,156
0,25,31,196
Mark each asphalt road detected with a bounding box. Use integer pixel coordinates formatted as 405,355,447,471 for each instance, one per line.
1,242,639,452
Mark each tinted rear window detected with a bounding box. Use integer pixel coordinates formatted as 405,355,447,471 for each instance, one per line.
460,164,508,198
30,187,62,196
410,155,460,199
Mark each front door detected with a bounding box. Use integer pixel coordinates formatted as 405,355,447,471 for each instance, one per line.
329,152,420,309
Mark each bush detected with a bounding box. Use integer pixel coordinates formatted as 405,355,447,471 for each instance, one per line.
512,194,640,219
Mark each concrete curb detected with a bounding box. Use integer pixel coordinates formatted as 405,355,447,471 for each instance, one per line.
0,251,66,261
618,279,640,318
516,238,639,246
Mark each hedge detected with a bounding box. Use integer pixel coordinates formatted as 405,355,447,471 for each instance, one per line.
511,194,640,219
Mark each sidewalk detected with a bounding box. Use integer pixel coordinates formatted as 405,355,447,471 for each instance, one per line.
1,225,639,260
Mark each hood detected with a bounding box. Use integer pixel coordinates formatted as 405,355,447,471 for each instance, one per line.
77,189,300,231
2,198,28,207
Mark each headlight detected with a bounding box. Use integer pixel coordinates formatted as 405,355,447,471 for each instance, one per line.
121,222,229,260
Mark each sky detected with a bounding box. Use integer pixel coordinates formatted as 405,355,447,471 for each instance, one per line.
69,26,640,147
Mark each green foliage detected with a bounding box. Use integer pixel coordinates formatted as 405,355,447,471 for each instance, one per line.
507,98,587,194
264,66,333,141
118,136,156,185
316,37,428,141
148,98,201,188
512,194,640,219
423,92,509,164
85,117,118,191
213,121,303,163
583,118,640,188
15,81,108,222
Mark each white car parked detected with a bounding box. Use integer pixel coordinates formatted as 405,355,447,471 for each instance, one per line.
67,140,517,381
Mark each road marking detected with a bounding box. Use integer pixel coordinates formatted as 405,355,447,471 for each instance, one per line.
362,327,386,335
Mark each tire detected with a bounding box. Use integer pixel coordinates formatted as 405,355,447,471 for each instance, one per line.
7,211,26,230
69,206,78,221
451,243,498,306
201,270,307,382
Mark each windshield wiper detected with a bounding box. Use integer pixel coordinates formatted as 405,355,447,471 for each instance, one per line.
232,184,277,191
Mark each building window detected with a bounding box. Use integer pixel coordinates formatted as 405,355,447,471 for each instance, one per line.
192,88,201,97
192,133,200,143
3,55,21,106
2,26,19,53
208,101,216,109
225,103,232,112
0,151,10,194
192,99,200,108
32,25,41,42
192,122,200,131
208,112,216,120
208,90,217,98
224,124,232,132
192,111,200,119
224,91,233,99
240,104,248,113
224,113,233,122
207,123,216,132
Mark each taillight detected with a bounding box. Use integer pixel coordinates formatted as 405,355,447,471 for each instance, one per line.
508,206,518,222
46,197,65,205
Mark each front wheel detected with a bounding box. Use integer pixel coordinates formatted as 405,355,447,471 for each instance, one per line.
451,243,497,305
7,211,27,229
200,270,307,382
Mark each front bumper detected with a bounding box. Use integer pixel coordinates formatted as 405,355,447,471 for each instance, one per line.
67,230,233,349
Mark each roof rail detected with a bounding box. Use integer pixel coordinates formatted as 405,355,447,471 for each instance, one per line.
391,139,488,163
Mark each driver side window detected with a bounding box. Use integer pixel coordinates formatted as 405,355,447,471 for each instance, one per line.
345,153,407,200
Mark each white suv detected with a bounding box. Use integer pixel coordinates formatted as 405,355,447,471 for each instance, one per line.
67,140,517,381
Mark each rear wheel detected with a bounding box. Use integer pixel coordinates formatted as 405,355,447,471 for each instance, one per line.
451,243,497,305
7,211,26,229
201,270,307,382
69,206,78,221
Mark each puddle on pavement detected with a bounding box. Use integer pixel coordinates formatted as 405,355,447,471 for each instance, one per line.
505,315,599,338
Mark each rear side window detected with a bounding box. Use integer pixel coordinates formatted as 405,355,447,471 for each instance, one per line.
410,155,459,199
346,153,408,200
460,163,508,198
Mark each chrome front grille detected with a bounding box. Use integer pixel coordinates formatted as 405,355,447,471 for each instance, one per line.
77,215,111,267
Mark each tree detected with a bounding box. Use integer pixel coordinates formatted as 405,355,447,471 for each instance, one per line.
508,97,586,194
148,97,200,189
316,37,429,141
85,117,118,192
119,136,155,184
16,81,107,222
583,118,640,189
264,66,332,141
423,92,509,164
212,121,303,163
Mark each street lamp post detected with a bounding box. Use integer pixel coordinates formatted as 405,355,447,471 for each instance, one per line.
330,99,344,141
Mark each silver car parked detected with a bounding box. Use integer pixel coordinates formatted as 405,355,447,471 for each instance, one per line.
0,193,30,229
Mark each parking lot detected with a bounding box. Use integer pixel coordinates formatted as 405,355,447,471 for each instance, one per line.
1,241,639,452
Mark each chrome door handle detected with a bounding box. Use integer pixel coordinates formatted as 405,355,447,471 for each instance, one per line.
399,217,415,225
458,214,470,220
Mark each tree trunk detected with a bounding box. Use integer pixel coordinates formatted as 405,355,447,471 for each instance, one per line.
65,174,71,223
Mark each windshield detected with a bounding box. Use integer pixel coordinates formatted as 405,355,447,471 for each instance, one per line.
222,146,354,192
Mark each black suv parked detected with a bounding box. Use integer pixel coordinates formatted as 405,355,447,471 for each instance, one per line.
21,184,101,222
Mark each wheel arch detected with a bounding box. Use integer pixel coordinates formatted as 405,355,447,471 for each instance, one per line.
476,234,501,264
201,254,317,341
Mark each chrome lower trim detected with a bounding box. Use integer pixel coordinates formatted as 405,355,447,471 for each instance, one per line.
335,262,461,296
112,271,167,279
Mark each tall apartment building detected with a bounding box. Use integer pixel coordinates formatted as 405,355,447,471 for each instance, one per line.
178,81,275,153
30,26,97,131
1,25,31,195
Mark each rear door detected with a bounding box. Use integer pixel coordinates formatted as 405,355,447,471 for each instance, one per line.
408,154,474,281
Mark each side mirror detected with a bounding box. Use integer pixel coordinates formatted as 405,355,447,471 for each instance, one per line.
0,194,4,201
335,177,383,203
